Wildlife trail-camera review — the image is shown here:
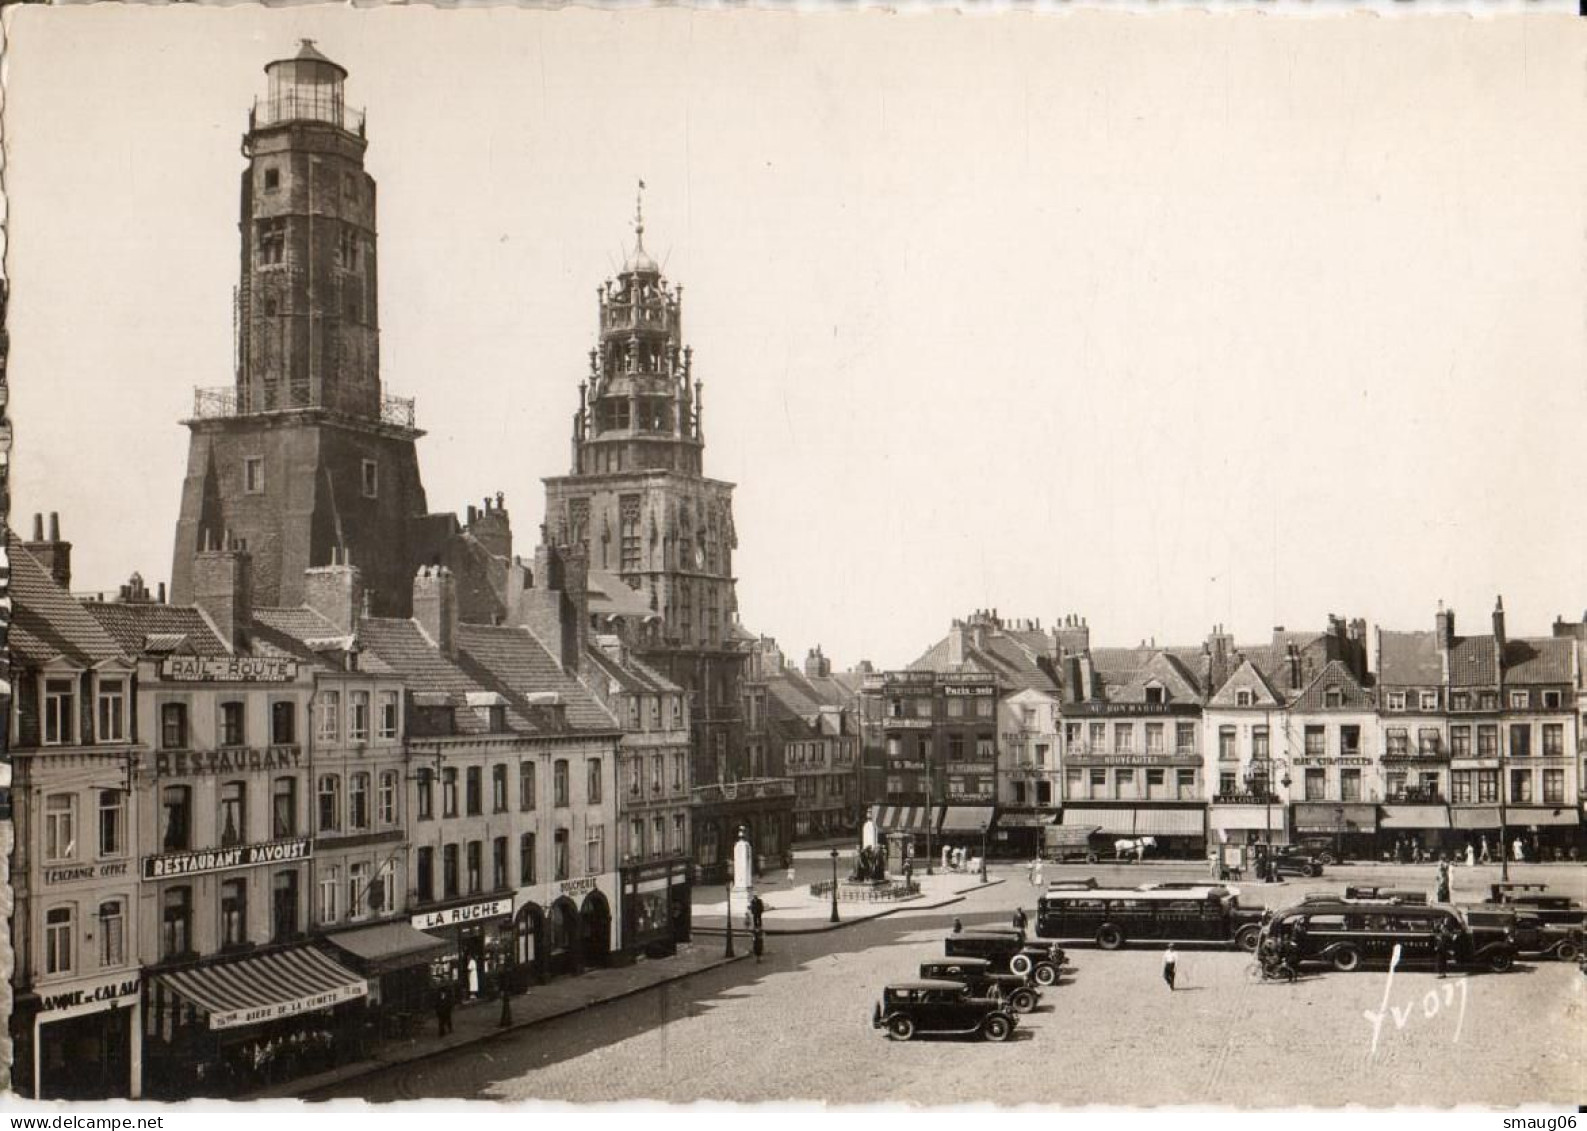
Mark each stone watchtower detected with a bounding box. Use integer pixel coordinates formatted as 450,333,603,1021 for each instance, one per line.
171,41,429,615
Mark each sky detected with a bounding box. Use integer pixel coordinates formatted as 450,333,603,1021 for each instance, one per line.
5,7,1585,672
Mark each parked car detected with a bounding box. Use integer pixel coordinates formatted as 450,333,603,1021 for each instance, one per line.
1262,900,1517,973
1482,884,1586,959
871,981,1018,1042
1260,846,1325,878
918,958,1041,1013
1295,837,1352,866
944,931,1065,985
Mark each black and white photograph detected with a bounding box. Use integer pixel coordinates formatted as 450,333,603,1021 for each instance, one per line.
0,3,1583,1112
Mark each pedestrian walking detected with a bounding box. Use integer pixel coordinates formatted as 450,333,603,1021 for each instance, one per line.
1479,836,1491,864
952,917,964,934
1013,907,1028,932
1464,843,1475,869
434,984,454,1037
1435,860,1451,903
1434,921,1451,979
1162,944,1178,991
752,927,765,963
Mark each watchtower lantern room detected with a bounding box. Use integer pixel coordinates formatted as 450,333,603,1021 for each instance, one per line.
254,39,359,132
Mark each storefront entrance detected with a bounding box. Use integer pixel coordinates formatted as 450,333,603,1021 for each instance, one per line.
581,891,613,966
548,897,582,975
36,1003,134,1100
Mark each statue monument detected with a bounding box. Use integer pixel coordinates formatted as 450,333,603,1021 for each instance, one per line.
731,825,755,903
862,808,879,852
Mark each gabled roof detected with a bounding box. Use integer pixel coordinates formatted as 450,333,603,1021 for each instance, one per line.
454,623,618,732
356,617,529,735
1289,659,1374,712
1377,630,1442,687
1504,637,1573,685
1208,657,1285,708
10,537,126,668
582,645,679,696
910,632,1059,695
1114,651,1204,705
1448,635,1498,688
86,601,232,660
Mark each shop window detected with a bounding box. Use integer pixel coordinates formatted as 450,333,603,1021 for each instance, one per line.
162,786,191,852
97,790,123,857
317,691,341,743
417,768,435,821
349,691,370,742
219,701,246,748
378,691,399,740
220,879,248,947
44,906,74,975
163,887,192,960
98,900,125,967
493,837,509,890
43,679,76,746
219,781,247,848
415,849,434,903
97,679,127,743
317,774,342,833
349,773,370,830
520,762,536,811
443,844,460,899
272,871,300,941
272,777,297,838
379,771,398,825
466,841,483,894
269,701,296,746
442,768,459,817
520,833,536,886
554,760,570,807
319,866,340,924
492,764,508,813
161,703,189,750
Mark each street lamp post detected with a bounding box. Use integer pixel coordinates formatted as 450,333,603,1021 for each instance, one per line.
925,748,935,876
980,822,989,883
829,848,841,923
724,883,735,958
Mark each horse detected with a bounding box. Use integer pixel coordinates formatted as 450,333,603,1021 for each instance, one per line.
1115,836,1157,862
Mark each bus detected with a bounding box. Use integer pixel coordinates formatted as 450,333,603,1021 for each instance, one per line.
1035,883,1268,951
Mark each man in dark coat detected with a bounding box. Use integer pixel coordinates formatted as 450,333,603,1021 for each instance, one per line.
434,983,454,1037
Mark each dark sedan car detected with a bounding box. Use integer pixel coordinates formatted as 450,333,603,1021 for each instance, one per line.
872,981,1018,1042
1261,847,1325,878
918,958,1041,1013
944,931,1065,985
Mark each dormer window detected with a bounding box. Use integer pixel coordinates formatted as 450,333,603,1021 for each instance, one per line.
1386,691,1407,712
1509,690,1529,710
1324,688,1343,709
1235,689,1253,708
1419,691,1438,711
1144,686,1164,706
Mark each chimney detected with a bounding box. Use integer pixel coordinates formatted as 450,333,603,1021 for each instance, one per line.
304,553,365,633
515,542,588,674
560,541,590,673
1436,601,1455,651
1287,643,1302,691
157,581,167,604
192,543,253,652
1492,596,1506,652
804,646,831,678
947,620,967,667
413,565,458,658
24,510,73,590
466,492,513,561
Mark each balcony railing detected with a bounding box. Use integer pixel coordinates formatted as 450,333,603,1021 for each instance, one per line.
692,778,795,805
1385,788,1445,804
252,94,365,135
191,386,415,430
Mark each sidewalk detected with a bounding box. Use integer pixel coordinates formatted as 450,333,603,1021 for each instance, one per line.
692,872,1005,935
250,943,745,1099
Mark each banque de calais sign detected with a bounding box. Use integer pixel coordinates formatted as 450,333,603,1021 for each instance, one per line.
143,837,311,881
160,656,298,682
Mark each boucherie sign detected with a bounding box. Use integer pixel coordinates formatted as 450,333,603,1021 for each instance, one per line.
143,837,311,880
160,656,298,682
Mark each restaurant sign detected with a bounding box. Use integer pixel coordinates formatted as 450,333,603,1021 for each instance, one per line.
160,656,299,682
156,746,304,777
143,837,311,881
412,897,513,931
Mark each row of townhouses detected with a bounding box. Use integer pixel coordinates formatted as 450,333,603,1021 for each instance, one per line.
858,607,1587,865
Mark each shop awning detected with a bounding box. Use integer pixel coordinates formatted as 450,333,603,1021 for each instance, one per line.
1209,807,1285,832
1380,806,1451,830
1451,807,1501,830
1292,804,1378,834
876,805,938,833
1507,807,1580,828
1061,810,1136,836
940,806,995,833
1059,809,1202,837
154,946,368,1031
323,922,453,975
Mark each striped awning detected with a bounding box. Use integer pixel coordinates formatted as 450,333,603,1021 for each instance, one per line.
940,806,995,833
155,946,368,1031
876,805,938,833
1063,808,1204,836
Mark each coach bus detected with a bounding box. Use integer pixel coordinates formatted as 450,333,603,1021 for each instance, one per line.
1035,884,1268,951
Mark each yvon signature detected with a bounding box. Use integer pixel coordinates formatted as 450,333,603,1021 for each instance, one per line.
1362,943,1469,1056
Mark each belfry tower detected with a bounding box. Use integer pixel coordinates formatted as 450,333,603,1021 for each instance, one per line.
171,42,431,615
544,187,792,877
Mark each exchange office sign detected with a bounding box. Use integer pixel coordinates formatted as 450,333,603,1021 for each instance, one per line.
43,860,131,886
412,897,513,931
160,656,298,682
143,837,311,881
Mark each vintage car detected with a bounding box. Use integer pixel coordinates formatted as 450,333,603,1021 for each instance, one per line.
871,980,1018,1042
1262,900,1517,973
918,957,1041,1013
1261,846,1325,878
1482,884,1586,960
944,931,1066,985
